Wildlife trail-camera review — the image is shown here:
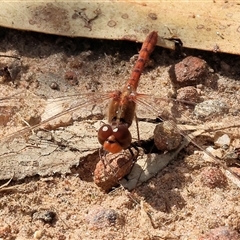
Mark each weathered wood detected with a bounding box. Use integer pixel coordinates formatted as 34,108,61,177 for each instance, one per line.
0,1,239,54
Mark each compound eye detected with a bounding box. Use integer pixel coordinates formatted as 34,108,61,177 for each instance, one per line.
97,124,113,145
112,125,132,149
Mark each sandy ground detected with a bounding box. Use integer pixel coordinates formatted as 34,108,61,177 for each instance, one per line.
0,28,240,240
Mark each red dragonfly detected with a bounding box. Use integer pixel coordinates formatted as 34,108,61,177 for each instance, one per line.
97,31,158,154
0,32,239,190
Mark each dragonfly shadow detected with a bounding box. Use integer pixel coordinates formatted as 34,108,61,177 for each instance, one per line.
130,155,188,213
120,131,191,211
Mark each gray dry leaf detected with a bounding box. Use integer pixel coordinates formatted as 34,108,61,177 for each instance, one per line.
0,118,103,180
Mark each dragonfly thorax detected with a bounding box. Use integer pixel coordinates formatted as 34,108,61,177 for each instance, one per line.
108,87,136,128
98,86,136,153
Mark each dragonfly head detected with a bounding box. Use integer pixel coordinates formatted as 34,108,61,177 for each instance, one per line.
98,124,132,153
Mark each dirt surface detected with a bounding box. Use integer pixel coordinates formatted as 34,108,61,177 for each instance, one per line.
0,28,240,239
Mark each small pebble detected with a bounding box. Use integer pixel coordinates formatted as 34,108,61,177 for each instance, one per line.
214,133,231,148
200,167,227,188
177,86,200,103
194,100,229,119
33,230,43,239
49,81,59,90
154,121,182,151
85,206,119,229
32,210,56,224
203,146,224,161
169,56,208,85
198,226,240,240
64,70,78,85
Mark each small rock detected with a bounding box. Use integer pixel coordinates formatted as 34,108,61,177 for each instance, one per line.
32,210,56,224
200,167,227,188
154,121,182,151
64,70,78,85
33,230,43,239
64,70,76,80
203,146,224,161
176,86,200,103
169,56,208,85
49,81,59,90
68,58,83,69
85,206,119,229
214,133,231,148
194,100,229,119
198,226,240,240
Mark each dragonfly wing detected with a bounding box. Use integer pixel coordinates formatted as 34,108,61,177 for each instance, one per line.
0,91,112,142
39,92,111,129
0,90,113,181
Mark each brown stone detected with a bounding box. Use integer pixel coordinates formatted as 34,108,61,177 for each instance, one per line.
198,226,240,240
177,86,200,103
169,56,208,85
